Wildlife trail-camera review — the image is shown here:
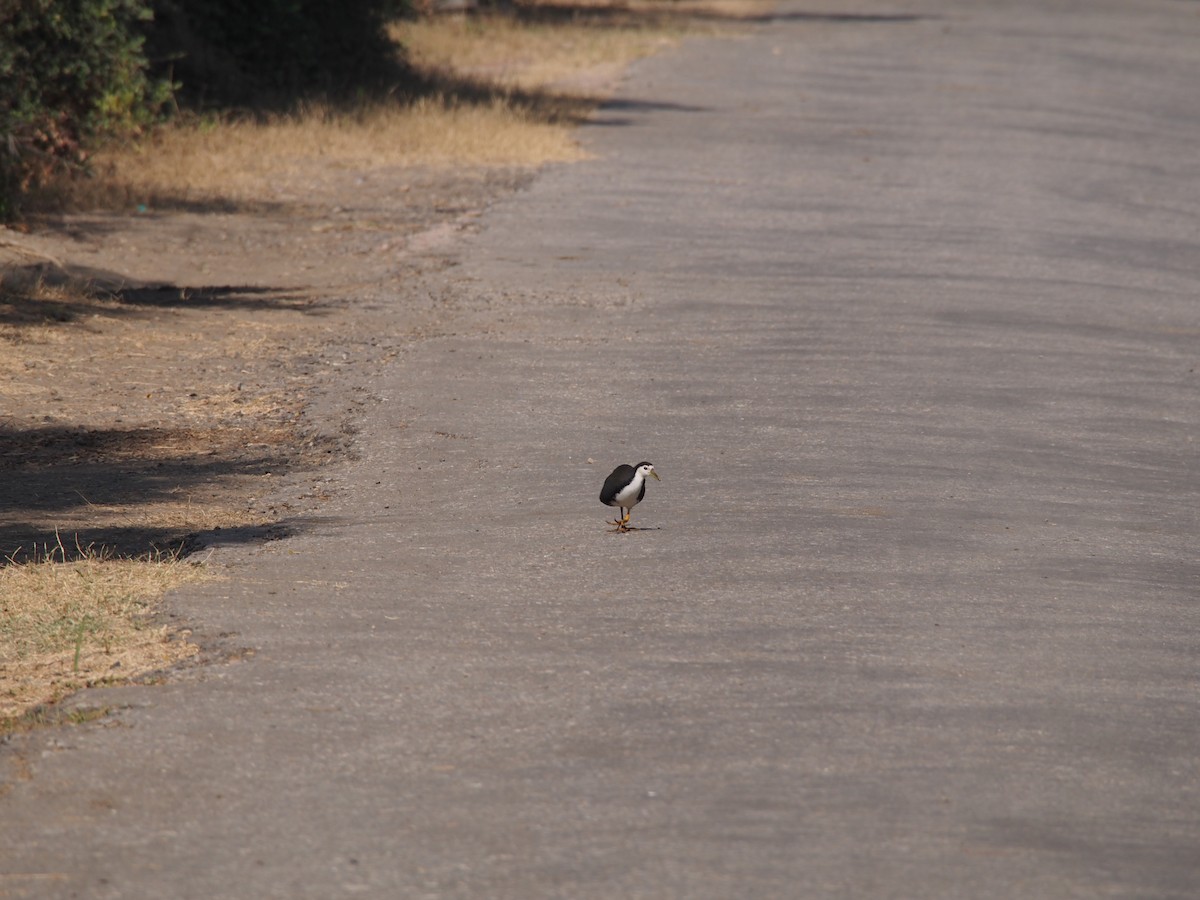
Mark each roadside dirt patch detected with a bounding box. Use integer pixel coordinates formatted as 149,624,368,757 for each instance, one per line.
1,164,529,721
1,166,532,562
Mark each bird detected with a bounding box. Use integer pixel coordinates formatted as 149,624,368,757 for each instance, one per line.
599,461,660,532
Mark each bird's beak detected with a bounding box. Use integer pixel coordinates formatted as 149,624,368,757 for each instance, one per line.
649,470,661,481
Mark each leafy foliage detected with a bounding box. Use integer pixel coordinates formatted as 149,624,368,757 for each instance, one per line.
0,0,173,218
0,0,408,218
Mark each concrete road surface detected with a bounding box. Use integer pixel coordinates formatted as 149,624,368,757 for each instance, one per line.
3,1,1198,897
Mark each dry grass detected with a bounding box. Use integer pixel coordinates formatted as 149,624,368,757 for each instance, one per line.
71,95,589,211
45,0,771,211
394,0,775,85
1,270,320,554
0,271,305,729
0,542,210,723
392,9,678,91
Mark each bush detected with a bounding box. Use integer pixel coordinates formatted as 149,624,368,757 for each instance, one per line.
0,0,173,219
0,0,409,218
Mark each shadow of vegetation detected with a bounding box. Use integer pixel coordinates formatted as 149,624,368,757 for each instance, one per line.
110,283,320,312
156,0,741,123
584,94,711,127
344,3,926,123
502,3,926,26
1,261,326,328
140,1,930,137
0,425,280,510
0,423,318,563
412,66,712,126
178,518,340,556
1,521,304,565
734,10,927,24
31,193,270,221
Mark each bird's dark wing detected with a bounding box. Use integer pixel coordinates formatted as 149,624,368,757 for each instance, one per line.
600,464,634,505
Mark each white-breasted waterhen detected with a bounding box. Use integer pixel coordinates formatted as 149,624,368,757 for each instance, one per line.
599,462,660,532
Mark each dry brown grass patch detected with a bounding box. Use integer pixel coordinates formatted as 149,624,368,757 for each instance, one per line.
75,96,589,210
392,10,674,92
0,544,210,724
1,266,319,558
36,0,773,211
0,271,287,726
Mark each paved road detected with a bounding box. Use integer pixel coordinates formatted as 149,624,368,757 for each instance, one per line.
4,1,1199,897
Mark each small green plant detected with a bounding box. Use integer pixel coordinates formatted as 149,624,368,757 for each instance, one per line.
72,621,85,672
1,702,113,736
1,540,208,723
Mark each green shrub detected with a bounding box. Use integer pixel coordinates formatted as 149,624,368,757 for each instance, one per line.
0,0,408,218
0,0,173,219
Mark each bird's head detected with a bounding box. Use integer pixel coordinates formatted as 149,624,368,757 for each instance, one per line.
634,462,661,482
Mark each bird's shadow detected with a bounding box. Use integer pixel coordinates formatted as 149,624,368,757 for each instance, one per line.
605,525,662,534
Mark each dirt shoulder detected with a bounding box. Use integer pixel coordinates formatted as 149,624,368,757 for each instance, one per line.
1,165,533,562
0,0,773,564
2,164,536,720
0,0,771,722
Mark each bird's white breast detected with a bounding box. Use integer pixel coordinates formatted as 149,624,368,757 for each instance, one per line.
612,474,644,508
